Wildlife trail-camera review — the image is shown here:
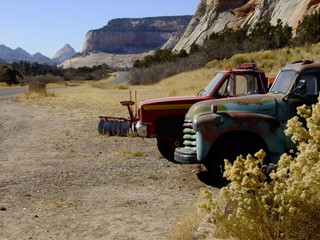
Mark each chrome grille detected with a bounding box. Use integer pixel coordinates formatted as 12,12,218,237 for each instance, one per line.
182,120,196,151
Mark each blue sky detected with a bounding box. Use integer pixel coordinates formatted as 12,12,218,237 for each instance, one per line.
0,0,198,58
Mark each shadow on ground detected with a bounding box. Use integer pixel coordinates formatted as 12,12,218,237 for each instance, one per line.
197,170,224,188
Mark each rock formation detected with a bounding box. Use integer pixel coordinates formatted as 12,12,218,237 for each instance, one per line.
52,44,76,63
58,51,152,69
174,0,320,52
81,16,192,54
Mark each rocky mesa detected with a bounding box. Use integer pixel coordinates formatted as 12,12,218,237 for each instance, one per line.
174,0,320,52
59,16,192,69
61,0,320,69
82,16,192,54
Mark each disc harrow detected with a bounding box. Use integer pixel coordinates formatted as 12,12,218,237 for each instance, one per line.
98,91,138,137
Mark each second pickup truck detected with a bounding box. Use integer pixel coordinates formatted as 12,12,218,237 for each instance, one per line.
135,63,269,161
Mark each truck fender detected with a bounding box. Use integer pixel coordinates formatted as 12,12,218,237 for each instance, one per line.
195,112,286,162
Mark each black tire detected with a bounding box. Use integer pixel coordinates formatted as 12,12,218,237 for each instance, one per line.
204,133,267,184
156,123,184,162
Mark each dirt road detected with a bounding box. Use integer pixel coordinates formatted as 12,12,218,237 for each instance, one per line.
0,90,218,240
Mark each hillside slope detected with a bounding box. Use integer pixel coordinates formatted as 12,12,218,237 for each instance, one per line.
174,0,320,52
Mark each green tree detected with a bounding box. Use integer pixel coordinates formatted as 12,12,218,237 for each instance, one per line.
273,19,292,48
176,49,188,58
296,10,320,44
133,60,143,68
151,49,175,64
0,64,22,85
210,26,248,44
11,60,30,75
249,18,274,49
247,18,292,50
189,42,199,55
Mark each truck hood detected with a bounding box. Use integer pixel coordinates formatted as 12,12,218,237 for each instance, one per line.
140,95,203,107
187,94,280,120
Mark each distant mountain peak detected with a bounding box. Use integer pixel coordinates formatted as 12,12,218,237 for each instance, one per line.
15,47,31,57
0,44,56,64
52,44,76,63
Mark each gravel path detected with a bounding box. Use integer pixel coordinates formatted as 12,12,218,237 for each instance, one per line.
0,97,218,240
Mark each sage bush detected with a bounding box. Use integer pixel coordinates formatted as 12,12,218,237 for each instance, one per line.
199,98,320,240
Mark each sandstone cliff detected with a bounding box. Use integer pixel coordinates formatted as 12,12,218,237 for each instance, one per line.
82,16,192,54
174,0,320,52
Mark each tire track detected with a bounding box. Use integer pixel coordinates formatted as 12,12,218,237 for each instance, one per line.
0,122,11,145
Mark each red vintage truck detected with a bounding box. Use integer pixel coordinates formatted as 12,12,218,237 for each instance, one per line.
135,63,269,161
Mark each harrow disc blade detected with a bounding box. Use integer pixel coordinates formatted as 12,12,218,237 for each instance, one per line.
103,119,111,135
98,119,131,137
98,119,105,134
119,121,130,137
108,120,117,136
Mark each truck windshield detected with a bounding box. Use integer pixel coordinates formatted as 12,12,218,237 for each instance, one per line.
199,72,225,96
269,70,296,93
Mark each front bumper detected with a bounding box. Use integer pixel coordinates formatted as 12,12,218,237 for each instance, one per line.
174,147,198,164
136,121,147,137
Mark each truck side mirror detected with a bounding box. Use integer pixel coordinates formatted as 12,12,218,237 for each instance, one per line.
294,77,318,97
294,79,306,97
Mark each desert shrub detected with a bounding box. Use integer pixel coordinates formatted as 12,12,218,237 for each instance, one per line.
117,83,129,90
169,206,205,240
128,53,206,85
24,74,64,84
28,81,47,95
0,64,22,85
133,49,189,69
198,98,320,240
24,74,64,96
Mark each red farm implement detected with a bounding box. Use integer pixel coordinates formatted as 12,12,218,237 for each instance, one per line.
98,91,138,137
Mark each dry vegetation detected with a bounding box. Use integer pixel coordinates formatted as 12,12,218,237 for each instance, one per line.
1,75,217,240
199,101,320,240
152,42,320,95
154,43,320,240
206,42,320,78
2,43,320,239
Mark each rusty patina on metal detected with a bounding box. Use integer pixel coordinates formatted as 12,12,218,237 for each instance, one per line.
175,60,320,169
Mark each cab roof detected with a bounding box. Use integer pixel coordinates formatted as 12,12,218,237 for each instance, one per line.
282,60,320,72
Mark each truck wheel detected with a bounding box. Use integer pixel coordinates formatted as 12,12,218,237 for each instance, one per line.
205,133,266,184
157,124,183,162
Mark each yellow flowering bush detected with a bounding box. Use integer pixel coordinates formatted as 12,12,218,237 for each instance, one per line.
199,98,320,240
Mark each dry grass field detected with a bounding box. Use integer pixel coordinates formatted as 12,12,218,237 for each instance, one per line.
2,43,320,239
0,78,220,240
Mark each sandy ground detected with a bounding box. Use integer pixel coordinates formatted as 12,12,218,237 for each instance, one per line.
0,87,219,240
